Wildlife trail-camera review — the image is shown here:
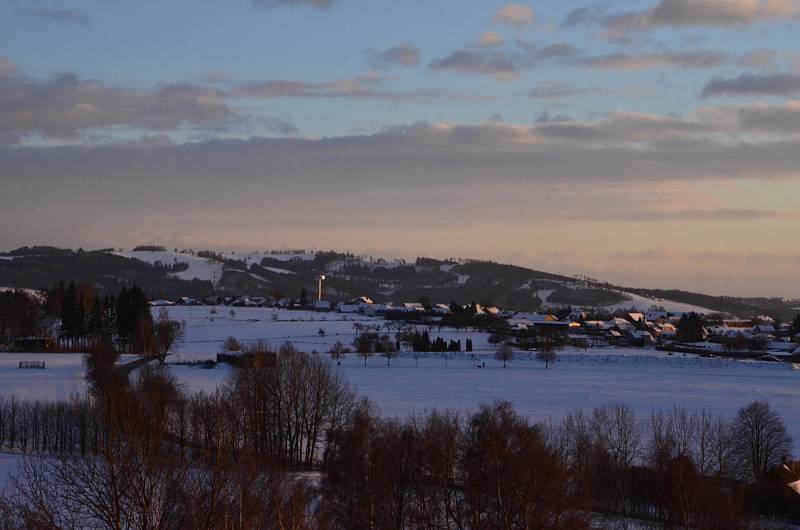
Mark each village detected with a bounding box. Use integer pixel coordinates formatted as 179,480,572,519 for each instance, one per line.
150,289,800,363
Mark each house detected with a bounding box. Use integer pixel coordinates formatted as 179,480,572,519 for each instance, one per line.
432,304,451,314
149,299,174,307
582,320,607,329
568,309,588,321
646,310,669,322
752,323,776,335
338,296,374,313
400,302,426,312
179,297,201,305
313,300,331,312
626,313,645,324
365,303,393,316
608,317,635,332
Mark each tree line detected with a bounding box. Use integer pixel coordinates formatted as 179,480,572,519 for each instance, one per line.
1,344,798,528
0,283,185,363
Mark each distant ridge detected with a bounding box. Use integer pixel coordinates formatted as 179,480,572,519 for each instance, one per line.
0,246,796,319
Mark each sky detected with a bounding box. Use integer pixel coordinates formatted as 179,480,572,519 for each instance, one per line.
1,0,800,297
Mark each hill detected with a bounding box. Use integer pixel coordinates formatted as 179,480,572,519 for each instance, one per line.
1,247,797,318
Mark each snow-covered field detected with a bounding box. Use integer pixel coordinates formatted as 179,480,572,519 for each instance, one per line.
166,346,800,445
341,351,800,440
0,353,90,400
0,451,22,488
2,307,799,450
159,306,495,361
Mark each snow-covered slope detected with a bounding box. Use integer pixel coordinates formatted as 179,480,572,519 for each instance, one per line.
599,291,714,314
115,251,223,282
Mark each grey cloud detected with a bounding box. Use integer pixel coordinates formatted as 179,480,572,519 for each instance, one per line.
430,41,726,75
562,5,607,27
3,119,800,192
17,8,89,28
566,0,800,29
533,112,574,124
737,50,778,70
528,82,582,98
0,72,235,143
231,74,451,101
608,208,800,222
702,72,800,97
0,66,461,143
429,49,518,75
737,103,800,133
0,58,16,77
367,43,421,68
252,0,334,10
577,50,727,70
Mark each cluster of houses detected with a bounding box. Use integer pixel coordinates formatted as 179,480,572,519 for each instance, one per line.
507,311,679,347
152,293,800,356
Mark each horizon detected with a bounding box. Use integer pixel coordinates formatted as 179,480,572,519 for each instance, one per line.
2,0,800,298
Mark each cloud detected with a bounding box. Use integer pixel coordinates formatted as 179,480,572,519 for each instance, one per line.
231,74,451,101
430,40,727,75
477,31,505,47
736,101,800,133
528,81,582,99
0,72,235,143
566,0,800,29
17,8,89,28
737,50,779,70
367,43,421,68
0,58,16,77
492,3,536,27
577,50,727,70
3,111,800,189
252,0,334,10
0,65,467,143
429,49,518,75
701,72,800,97
533,111,574,123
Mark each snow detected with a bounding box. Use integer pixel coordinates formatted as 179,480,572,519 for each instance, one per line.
160,306,415,361
116,251,222,282
600,291,714,315
332,349,800,443
162,316,800,446
262,266,296,275
535,289,554,303
0,353,90,400
440,263,456,272
0,287,45,301
456,274,470,285
0,452,22,488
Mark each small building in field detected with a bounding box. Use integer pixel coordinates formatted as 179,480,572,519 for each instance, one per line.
313,300,331,312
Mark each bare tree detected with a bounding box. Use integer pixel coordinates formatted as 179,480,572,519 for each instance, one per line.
152,317,185,364
536,337,559,369
379,335,397,366
494,342,513,368
733,401,793,482
329,340,347,366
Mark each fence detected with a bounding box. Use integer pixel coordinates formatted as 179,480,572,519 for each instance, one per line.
18,361,45,369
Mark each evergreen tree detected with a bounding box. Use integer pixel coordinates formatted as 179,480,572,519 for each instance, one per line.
116,285,152,352
466,338,473,352
790,314,800,342
87,296,104,338
300,287,308,307
676,312,705,342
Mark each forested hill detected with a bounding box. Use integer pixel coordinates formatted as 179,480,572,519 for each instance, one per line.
1,247,797,318
0,247,213,300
